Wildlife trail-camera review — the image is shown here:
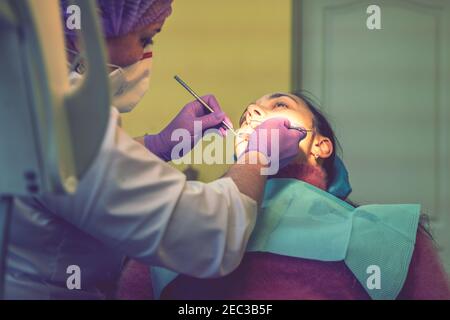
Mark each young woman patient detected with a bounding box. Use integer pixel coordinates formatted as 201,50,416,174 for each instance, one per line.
117,92,450,300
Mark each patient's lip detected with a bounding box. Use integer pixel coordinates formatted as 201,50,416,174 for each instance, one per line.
249,118,264,130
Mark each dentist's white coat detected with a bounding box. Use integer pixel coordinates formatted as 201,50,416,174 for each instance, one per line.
5,108,257,299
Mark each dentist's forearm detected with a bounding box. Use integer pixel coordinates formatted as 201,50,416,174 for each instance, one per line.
225,151,268,205
135,138,268,203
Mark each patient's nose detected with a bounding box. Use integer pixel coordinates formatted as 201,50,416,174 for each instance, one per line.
246,104,267,123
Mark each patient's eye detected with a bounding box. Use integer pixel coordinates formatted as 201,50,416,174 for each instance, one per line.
274,101,289,109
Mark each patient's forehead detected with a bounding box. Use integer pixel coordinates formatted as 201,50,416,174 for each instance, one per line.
258,92,298,103
257,93,313,115
239,92,315,127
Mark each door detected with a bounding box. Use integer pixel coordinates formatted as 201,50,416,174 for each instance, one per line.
293,0,450,271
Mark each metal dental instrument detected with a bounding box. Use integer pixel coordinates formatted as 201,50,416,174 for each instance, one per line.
290,126,314,135
243,118,314,135
174,75,238,136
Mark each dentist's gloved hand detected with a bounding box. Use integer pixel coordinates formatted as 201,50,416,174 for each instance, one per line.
145,95,233,161
240,117,307,170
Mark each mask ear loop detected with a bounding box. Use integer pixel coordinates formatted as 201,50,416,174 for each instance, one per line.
107,63,126,96
106,62,123,77
66,47,123,75
66,48,86,74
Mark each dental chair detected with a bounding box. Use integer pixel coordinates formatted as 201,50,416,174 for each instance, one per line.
0,0,110,298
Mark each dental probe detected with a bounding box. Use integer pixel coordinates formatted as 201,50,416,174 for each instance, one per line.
246,119,314,135
174,75,238,136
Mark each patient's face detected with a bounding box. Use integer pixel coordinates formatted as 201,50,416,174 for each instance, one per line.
236,93,317,165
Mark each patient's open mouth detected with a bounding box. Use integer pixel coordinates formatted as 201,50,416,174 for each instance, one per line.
236,119,260,136
236,118,310,153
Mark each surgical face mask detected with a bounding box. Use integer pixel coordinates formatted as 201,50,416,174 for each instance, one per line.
68,45,153,113
108,46,153,113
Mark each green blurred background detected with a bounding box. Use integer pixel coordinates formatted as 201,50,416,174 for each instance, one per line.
121,0,291,182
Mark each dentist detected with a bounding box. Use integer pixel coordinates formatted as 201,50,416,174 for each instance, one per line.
5,0,305,299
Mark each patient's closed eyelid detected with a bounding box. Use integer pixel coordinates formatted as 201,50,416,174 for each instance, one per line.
273,101,289,108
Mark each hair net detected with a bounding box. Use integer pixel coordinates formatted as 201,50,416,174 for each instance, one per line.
61,0,173,40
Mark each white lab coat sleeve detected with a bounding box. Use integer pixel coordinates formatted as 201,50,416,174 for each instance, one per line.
153,177,258,278
39,108,258,278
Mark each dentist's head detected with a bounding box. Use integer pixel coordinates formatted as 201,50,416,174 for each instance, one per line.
61,0,173,112
63,0,172,66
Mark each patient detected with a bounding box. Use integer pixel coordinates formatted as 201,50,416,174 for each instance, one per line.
116,92,450,300
235,92,337,192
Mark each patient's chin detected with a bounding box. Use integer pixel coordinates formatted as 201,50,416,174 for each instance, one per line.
273,163,327,191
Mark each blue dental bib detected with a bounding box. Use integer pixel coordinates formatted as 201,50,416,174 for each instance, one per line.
151,179,420,300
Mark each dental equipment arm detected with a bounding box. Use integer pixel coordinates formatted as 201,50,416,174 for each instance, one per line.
0,0,110,298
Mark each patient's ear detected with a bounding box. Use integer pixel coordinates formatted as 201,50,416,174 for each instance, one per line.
312,135,333,160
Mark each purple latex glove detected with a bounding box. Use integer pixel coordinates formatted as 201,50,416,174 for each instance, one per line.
145,95,233,161
241,117,307,171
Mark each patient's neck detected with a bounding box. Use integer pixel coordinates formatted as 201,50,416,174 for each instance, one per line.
273,163,327,191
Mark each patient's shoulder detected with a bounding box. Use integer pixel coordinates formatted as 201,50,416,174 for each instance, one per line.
398,228,450,299
163,252,370,300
